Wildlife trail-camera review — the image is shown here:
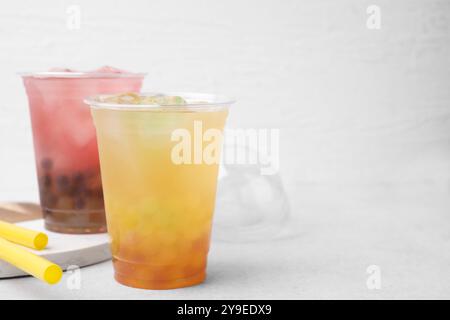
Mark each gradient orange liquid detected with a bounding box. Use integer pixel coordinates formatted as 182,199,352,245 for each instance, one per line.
92,108,228,289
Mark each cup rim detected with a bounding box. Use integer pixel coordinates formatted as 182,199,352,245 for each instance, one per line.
18,71,147,79
84,92,236,111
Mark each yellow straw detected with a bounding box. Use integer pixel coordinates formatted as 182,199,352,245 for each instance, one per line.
0,237,62,284
0,220,48,250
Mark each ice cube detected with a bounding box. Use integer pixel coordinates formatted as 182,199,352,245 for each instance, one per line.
103,92,141,104
141,95,186,106
92,65,126,73
102,93,187,106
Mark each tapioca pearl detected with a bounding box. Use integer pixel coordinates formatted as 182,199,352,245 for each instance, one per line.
39,175,52,189
74,197,86,209
41,158,53,171
72,185,88,197
72,172,86,188
56,175,71,193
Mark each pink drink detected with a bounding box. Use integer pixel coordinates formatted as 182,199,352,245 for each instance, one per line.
21,67,144,233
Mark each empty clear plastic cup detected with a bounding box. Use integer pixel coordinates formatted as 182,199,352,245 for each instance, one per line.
213,143,291,242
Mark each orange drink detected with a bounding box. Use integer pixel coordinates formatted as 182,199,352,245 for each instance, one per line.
86,93,233,289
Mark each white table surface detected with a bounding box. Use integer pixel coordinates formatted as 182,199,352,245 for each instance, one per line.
1,184,449,300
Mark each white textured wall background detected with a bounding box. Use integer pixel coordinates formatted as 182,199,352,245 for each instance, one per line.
1,0,450,205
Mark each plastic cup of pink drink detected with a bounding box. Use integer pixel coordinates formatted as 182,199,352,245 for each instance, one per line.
21,67,145,233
